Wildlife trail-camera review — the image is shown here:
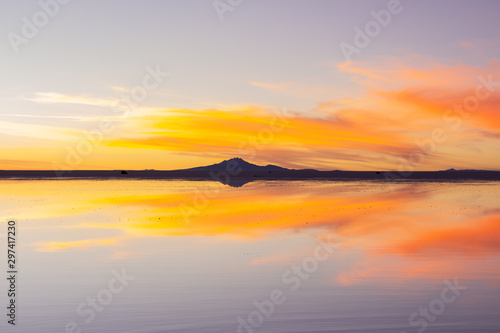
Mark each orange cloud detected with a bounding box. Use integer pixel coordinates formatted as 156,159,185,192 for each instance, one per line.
101,58,500,171
107,107,418,171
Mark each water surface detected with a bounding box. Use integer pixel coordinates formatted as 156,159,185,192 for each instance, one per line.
0,180,499,332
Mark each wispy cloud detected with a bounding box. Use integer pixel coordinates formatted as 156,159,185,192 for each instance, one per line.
0,119,73,141
26,92,119,108
35,237,118,252
25,91,163,115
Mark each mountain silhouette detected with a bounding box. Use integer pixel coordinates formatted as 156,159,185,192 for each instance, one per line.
181,157,306,172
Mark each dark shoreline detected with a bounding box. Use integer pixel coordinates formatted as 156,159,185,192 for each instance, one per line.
1,170,499,181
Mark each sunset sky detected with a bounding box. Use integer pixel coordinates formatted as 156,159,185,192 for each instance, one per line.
1,0,499,171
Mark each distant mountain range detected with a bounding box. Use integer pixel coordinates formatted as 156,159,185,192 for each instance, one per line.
180,157,318,172
178,159,493,173
1,158,498,185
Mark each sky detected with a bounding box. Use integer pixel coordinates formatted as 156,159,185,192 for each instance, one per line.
1,0,499,171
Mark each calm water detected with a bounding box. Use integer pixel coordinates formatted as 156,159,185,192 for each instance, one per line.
0,180,499,332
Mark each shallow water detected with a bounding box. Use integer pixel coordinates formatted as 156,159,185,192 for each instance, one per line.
0,180,499,332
